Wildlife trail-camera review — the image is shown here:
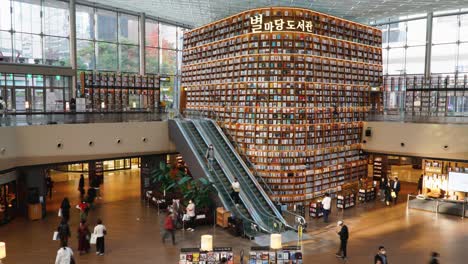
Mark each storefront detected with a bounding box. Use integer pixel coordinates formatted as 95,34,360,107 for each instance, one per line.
0,171,18,225
56,158,141,173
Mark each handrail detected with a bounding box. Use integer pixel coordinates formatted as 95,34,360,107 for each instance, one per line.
190,119,280,233
173,119,262,234
208,119,306,228
193,119,284,232
182,109,306,229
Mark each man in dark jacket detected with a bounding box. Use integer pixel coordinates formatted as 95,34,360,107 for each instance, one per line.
391,177,401,204
374,246,388,264
335,220,348,259
417,175,424,194
380,177,388,202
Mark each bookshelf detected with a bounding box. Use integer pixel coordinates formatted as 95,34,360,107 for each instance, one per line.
181,7,382,203
358,187,376,202
336,191,355,209
249,246,303,264
309,200,323,218
79,71,160,111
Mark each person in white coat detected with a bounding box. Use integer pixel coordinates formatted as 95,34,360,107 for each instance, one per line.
55,241,74,264
185,200,196,232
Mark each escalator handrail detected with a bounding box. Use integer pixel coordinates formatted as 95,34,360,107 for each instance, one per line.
203,120,288,219
189,119,279,233
194,119,284,232
174,119,265,234
222,129,307,228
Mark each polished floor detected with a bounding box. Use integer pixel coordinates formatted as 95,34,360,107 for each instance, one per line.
1,170,467,264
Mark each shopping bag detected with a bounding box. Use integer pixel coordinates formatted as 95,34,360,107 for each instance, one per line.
53,231,59,241
90,234,97,244
182,214,190,222
391,191,396,198
58,208,62,217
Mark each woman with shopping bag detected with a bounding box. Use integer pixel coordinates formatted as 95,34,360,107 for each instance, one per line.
92,218,107,256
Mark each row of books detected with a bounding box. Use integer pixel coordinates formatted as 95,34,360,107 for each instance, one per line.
249,246,303,264
179,248,233,264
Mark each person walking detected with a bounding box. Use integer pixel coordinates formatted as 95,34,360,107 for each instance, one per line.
205,144,215,171
77,219,91,255
186,200,196,232
384,181,392,206
55,240,74,264
78,174,85,197
335,220,348,260
57,218,71,245
379,177,388,202
322,193,332,223
417,175,424,195
93,218,107,256
391,177,401,204
231,178,241,206
429,252,440,264
162,211,176,245
60,197,71,222
374,246,388,264
46,174,54,199
78,200,89,220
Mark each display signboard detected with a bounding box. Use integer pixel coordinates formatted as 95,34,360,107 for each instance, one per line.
448,172,468,192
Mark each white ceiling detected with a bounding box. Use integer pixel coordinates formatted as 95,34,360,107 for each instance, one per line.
86,0,468,27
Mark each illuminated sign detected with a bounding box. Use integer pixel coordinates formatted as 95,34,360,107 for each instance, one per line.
250,14,314,33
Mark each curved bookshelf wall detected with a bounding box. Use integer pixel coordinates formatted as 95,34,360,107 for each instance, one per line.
181,7,382,203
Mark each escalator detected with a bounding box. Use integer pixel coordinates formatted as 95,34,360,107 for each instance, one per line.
192,119,289,231
170,119,263,237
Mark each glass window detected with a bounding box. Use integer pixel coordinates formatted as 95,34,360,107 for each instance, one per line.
160,23,176,49
177,50,182,75
460,14,468,42
431,44,458,74
458,43,468,73
145,20,159,47
119,14,139,45
177,27,186,50
119,44,139,72
77,39,95,70
43,0,69,37
76,5,94,40
405,46,425,74
377,24,388,47
96,42,117,70
160,49,176,74
13,33,42,64
96,9,117,42
382,48,388,75
44,36,70,66
387,48,405,75
388,22,406,48
406,19,426,46
0,31,12,60
432,15,459,44
0,0,11,30
13,0,42,34
145,47,158,74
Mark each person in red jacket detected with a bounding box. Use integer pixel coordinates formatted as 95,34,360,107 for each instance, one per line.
162,212,176,245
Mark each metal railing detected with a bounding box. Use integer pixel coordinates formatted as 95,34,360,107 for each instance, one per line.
174,119,262,236
181,109,306,229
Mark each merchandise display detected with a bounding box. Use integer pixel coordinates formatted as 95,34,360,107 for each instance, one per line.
372,156,387,181
179,247,234,264
309,200,323,218
249,246,303,264
181,7,382,203
336,191,355,209
423,159,468,200
79,72,160,111
358,187,376,202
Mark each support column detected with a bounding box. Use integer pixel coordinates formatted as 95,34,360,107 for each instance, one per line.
69,0,78,97
139,13,146,75
424,12,433,79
